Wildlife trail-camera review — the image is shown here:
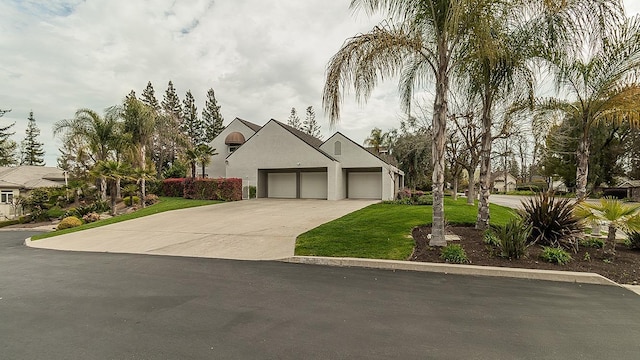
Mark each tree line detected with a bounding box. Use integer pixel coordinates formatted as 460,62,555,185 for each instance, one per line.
0,109,46,166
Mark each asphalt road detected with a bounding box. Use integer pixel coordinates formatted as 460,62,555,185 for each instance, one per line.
2,231,640,359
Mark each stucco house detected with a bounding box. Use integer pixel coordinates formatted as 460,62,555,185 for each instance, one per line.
205,118,404,200
491,171,517,193
0,166,66,218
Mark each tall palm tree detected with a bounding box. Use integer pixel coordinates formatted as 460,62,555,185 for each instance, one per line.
324,0,499,246
119,98,156,207
534,15,640,199
364,128,389,154
53,108,124,201
196,144,217,178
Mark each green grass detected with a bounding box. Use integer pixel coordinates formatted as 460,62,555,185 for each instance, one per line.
295,197,515,260
31,197,221,240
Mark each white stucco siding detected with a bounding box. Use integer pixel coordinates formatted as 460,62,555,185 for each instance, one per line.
348,172,382,199
204,119,258,179
267,173,297,198
300,172,328,199
320,133,384,168
226,121,339,198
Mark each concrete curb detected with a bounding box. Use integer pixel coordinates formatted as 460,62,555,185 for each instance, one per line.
281,256,621,287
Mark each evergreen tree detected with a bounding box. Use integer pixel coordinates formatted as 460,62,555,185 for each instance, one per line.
21,111,45,166
303,106,321,139
141,81,160,111
181,90,204,146
126,90,137,102
202,88,224,142
161,81,183,165
287,107,302,130
0,109,17,166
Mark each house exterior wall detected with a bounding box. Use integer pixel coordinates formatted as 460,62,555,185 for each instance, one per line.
226,121,340,199
0,188,20,218
205,119,258,179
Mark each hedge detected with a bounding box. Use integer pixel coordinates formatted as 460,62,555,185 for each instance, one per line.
161,178,242,201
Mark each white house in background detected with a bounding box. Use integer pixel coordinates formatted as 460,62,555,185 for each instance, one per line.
0,166,66,218
205,118,404,200
491,171,517,193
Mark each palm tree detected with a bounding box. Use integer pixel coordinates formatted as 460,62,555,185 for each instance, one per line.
53,108,124,201
575,198,640,256
196,144,217,178
534,15,640,199
185,148,198,179
324,0,502,246
119,98,156,206
364,128,388,154
90,160,132,216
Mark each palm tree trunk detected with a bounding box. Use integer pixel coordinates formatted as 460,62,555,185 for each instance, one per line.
429,57,449,247
110,181,117,216
140,145,146,208
605,224,617,257
476,90,493,230
116,178,121,200
576,133,590,200
100,176,107,202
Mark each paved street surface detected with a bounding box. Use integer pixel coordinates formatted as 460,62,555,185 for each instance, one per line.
28,199,376,260
3,231,640,359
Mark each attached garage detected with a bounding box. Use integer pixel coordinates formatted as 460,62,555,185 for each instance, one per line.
300,172,328,199
267,172,296,198
347,171,382,199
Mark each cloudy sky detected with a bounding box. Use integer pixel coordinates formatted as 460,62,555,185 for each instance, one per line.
1,0,639,166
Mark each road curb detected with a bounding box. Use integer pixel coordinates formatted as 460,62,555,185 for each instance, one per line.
281,256,621,287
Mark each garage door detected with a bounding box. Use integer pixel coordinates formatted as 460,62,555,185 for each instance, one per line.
348,172,382,199
300,172,328,199
268,173,296,198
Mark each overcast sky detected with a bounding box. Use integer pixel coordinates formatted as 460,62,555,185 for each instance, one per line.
1,1,639,166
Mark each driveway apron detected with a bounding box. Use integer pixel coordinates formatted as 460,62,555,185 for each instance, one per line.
27,199,376,260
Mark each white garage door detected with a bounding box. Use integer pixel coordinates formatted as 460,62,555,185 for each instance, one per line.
300,172,328,199
348,172,382,199
268,173,296,198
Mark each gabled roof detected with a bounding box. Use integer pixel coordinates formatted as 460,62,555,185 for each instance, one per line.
0,166,66,190
491,171,517,182
323,132,399,168
271,120,337,161
236,118,262,132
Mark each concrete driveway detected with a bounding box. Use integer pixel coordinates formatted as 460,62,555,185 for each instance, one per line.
27,199,376,260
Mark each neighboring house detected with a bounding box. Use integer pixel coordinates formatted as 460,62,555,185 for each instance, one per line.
0,166,67,218
491,171,517,193
602,179,640,201
205,118,404,200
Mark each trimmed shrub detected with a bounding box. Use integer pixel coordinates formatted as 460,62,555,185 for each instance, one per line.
82,212,100,223
540,247,572,265
519,192,584,248
489,217,531,259
440,244,470,264
416,194,433,205
183,178,243,201
46,206,65,220
161,178,186,197
57,216,83,230
124,196,140,207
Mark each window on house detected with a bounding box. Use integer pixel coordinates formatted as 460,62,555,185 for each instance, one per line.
334,141,341,155
1,190,13,204
229,145,240,153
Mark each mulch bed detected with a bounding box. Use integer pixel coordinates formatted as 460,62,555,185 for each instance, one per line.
411,225,640,285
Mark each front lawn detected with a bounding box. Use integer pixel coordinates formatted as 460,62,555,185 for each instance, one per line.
31,197,221,240
295,197,515,260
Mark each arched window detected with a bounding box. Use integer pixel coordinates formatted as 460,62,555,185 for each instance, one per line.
334,141,341,155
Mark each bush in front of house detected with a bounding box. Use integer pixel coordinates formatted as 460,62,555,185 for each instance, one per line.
57,216,83,230
183,178,243,201
540,246,572,265
488,216,531,260
161,178,186,197
518,192,583,249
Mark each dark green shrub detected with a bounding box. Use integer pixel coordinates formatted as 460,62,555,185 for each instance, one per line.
0,219,21,228
22,188,51,221
483,231,500,247
46,206,65,220
489,217,531,259
124,196,140,207
91,200,110,213
162,161,187,179
416,195,433,205
579,237,605,249
540,247,572,265
440,244,470,264
64,207,79,218
249,186,257,199
519,192,584,248
626,231,640,250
